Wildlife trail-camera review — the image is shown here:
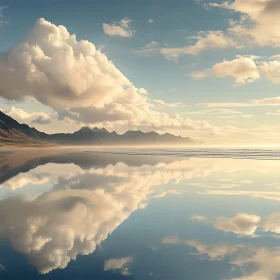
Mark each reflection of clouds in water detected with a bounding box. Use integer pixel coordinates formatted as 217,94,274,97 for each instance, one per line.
190,215,208,223
162,237,245,260
2,151,280,274
162,237,280,280
0,163,80,193
0,190,130,274
0,158,217,274
154,190,185,198
214,213,261,237
190,182,240,189
1,173,50,190
191,212,280,237
104,257,132,275
199,189,280,201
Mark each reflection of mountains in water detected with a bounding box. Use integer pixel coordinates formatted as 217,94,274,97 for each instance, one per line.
2,147,279,186
0,148,183,185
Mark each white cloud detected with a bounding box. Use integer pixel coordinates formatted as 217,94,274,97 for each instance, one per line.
210,0,280,47
191,56,260,84
190,215,208,222
153,99,184,108
191,55,280,85
181,108,253,119
218,114,253,119
135,31,238,60
200,96,280,108
148,19,154,23
0,18,214,136
0,264,5,271
260,60,280,83
156,0,280,59
132,41,159,56
103,17,134,37
267,109,280,115
212,56,260,84
183,108,243,115
145,41,158,48
161,30,238,59
2,106,52,125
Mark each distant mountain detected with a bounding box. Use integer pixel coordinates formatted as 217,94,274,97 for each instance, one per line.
0,111,56,147
0,111,197,147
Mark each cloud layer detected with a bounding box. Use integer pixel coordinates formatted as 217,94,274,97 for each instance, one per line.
0,18,213,135
1,106,52,125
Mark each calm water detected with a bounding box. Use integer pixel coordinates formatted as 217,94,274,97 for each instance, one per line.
0,148,280,280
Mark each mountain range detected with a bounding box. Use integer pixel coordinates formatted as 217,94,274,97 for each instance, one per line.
0,111,197,147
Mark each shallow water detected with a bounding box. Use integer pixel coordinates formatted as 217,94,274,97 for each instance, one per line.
0,148,280,280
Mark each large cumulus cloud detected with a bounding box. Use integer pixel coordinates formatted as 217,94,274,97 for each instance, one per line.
0,18,212,133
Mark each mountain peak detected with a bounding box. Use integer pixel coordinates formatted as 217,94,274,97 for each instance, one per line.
0,111,198,147
0,111,55,147
78,127,93,133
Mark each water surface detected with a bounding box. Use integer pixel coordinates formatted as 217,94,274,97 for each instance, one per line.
0,148,280,280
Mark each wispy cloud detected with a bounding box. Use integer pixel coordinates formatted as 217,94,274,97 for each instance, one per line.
182,108,243,115
103,17,134,37
153,99,185,108
0,6,8,26
161,30,239,60
167,237,280,280
199,96,280,108
0,264,6,271
132,41,159,56
190,55,261,84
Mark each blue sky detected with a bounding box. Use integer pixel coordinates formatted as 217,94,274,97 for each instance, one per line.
1,0,280,145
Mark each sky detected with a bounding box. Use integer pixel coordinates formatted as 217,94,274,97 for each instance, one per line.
1,0,280,145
